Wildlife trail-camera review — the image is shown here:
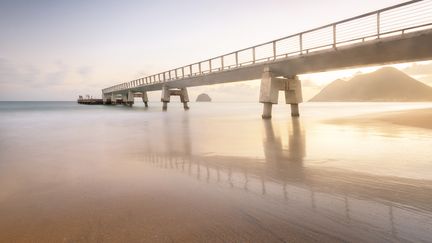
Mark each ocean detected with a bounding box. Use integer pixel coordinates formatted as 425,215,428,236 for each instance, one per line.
0,101,431,242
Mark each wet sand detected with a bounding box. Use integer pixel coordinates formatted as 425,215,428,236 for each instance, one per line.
328,108,432,129
1,102,432,242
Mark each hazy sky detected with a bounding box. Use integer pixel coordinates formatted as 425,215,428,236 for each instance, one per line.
1,0,430,101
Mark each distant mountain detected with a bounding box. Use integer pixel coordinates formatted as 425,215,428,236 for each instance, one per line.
310,67,432,102
196,93,212,102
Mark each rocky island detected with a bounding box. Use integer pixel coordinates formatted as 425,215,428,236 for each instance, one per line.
196,93,212,102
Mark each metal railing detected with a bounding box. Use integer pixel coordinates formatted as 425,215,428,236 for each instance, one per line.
103,0,432,94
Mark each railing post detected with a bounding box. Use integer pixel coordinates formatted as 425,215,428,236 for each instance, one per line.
189,65,192,76
168,71,171,80
163,72,166,82
252,47,256,64
333,24,337,49
182,67,184,78
209,59,212,72
198,62,202,74
272,41,276,60
300,33,303,54
175,69,178,79
377,11,381,39
235,52,239,67
221,56,224,70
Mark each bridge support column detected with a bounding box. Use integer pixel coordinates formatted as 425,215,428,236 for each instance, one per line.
161,85,190,111
259,67,303,119
102,92,108,104
259,68,278,119
284,76,303,117
126,91,134,107
262,103,273,119
122,94,128,105
142,91,148,107
161,85,170,111
111,93,117,105
180,88,189,110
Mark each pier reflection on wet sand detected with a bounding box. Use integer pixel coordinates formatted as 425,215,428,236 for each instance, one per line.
136,115,432,242
1,103,432,242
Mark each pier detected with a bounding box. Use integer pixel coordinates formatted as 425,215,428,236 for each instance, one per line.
100,0,432,118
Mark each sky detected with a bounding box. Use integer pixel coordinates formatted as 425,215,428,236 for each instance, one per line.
0,0,431,101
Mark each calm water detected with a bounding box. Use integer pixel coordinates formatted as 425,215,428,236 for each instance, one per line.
0,101,431,242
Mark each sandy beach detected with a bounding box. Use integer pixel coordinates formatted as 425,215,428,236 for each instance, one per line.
1,102,431,242
327,108,432,130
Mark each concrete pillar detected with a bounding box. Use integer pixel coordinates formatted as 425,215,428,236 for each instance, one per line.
180,88,189,110
122,94,128,105
127,91,134,107
111,93,116,105
102,92,108,104
259,68,303,118
161,85,170,111
259,67,278,119
285,76,303,117
262,103,273,119
142,91,148,107
291,104,299,117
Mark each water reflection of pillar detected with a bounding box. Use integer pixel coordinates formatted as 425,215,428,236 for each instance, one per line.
243,169,249,191
389,205,397,238
288,118,306,162
145,155,402,241
228,168,233,188
196,160,201,180
206,164,210,183
262,118,306,181
162,112,193,158
182,113,192,157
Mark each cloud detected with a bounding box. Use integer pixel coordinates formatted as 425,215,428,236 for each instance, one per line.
401,62,432,86
402,62,432,76
0,58,38,86
0,58,64,87
0,58,97,88
76,66,92,78
301,79,323,88
0,58,105,100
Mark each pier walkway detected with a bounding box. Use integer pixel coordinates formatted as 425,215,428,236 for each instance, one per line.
101,0,432,118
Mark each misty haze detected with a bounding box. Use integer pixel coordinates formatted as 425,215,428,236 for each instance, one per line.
1,0,432,242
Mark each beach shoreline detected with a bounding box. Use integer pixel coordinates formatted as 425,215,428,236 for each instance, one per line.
326,108,432,130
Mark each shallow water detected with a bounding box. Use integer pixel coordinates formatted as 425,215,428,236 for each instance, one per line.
0,101,431,242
